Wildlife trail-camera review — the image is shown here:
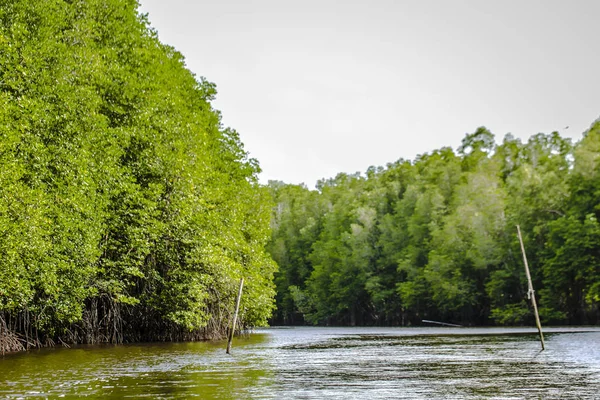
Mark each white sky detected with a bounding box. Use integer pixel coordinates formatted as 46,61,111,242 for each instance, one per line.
138,0,600,187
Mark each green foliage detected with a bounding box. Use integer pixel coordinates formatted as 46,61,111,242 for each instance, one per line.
268,123,600,326
0,0,276,349
490,302,530,325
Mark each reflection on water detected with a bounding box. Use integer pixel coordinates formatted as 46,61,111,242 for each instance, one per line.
1,327,599,399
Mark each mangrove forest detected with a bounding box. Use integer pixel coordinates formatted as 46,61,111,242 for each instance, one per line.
267,124,600,327
0,0,276,353
1,0,599,354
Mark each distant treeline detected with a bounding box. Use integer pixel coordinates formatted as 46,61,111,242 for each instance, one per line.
0,0,275,353
268,123,600,327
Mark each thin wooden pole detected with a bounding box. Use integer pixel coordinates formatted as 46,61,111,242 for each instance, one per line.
422,320,462,327
226,277,244,354
516,225,545,350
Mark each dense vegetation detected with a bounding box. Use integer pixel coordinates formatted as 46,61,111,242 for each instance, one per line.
0,0,276,353
1,0,597,355
268,123,600,327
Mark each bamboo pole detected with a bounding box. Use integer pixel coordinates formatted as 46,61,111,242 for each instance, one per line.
516,225,545,350
226,277,244,354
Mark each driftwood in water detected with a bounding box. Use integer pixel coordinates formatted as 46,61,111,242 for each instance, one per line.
226,278,244,354
422,320,462,327
516,225,545,350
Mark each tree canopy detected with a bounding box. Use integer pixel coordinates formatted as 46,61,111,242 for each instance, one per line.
0,0,276,352
268,122,600,327
1,0,598,354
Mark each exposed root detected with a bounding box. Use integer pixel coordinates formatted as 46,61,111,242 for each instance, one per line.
0,315,25,354
1,289,248,353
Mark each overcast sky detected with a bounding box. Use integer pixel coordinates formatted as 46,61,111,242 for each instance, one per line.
138,0,599,187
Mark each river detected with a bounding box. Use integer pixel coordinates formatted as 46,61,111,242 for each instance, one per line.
1,327,599,399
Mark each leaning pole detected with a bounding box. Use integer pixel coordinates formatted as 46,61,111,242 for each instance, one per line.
226,277,244,354
516,225,545,350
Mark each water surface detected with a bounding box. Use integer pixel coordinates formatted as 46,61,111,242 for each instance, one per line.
1,327,599,399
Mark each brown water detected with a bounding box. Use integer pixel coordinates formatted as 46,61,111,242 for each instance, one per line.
1,327,599,399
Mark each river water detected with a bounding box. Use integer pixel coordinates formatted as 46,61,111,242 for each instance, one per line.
1,327,599,399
